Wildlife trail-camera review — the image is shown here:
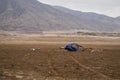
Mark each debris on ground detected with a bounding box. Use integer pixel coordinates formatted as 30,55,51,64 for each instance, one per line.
30,48,40,52
31,48,36,51
61,43,103,53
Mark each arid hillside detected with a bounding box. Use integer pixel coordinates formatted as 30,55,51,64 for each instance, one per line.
0,0,120,33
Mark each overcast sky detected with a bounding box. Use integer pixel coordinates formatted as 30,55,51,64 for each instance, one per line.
38,0,120,17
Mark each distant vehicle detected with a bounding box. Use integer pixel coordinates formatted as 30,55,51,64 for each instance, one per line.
64,43,83,51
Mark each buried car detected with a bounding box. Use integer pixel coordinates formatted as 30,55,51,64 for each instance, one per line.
64,43,83,51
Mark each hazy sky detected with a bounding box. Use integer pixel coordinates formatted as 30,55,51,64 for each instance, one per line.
38,0,120,17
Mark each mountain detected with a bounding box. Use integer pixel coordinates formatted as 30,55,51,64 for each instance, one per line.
116,16,120,21
0,0,120,33
54,6,120,33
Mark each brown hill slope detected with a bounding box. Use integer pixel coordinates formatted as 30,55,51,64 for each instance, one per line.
0,0,120,33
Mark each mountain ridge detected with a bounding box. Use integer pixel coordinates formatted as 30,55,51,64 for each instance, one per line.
0,0,120,33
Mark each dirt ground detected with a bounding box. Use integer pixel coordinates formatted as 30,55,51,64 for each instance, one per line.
0,34,120,80
0,42,120,80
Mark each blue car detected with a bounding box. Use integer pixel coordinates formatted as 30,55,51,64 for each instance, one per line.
65,43,80,51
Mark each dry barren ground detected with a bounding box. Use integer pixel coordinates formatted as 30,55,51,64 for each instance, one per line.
0,34,120,80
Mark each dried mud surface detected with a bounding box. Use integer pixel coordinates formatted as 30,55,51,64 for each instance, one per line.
0,43,120,80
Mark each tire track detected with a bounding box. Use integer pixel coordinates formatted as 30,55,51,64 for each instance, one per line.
68,53,112,80
47,54,66,80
